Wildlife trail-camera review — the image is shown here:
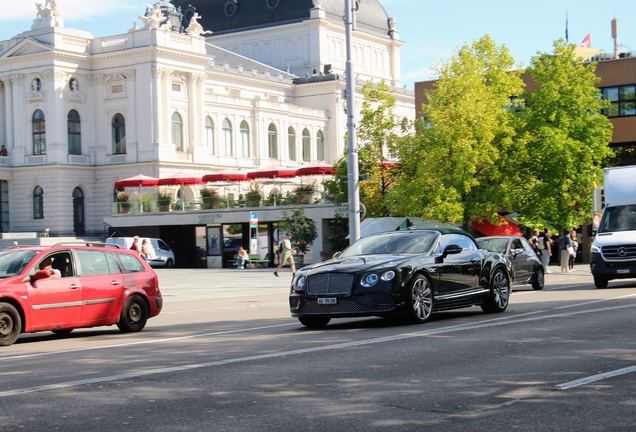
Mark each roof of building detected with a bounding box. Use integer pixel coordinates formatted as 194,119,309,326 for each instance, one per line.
169,0,394,37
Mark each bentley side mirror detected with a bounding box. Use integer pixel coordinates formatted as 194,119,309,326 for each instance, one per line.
435,244,462,263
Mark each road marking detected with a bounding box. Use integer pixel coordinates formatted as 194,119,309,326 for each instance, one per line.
1,302,636,398
554,293,636,309
0,323,297,361
556,365,636,390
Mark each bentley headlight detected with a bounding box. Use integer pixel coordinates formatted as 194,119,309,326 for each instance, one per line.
381,270,395,281
295,275,306,291
361,273,379,287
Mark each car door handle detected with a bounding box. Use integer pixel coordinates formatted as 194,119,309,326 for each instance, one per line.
69,284,81,290
110,281,122,285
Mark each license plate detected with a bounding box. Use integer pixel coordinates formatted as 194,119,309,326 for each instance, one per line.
318,298,337,305
617,269,630,274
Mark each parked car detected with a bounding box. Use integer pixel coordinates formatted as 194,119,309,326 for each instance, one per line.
0,242,163,346
475,236,545,290
289,228,512,328
105,237,175,268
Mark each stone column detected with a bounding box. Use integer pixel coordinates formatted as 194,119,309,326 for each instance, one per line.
0,76,13,151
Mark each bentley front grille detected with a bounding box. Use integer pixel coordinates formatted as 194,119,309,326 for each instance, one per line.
306,273,355,295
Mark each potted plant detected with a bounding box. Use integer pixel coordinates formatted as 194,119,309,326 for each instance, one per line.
279,207,318,265
293,183,316,204
141,193,153,213
200,187,222,209
245,182,262,207
117,191,131,214
156,188,173,212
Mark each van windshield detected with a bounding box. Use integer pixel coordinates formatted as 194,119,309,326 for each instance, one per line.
598,205,636,233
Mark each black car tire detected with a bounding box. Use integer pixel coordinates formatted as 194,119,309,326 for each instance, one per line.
0,303,21,346
165,259,174,268
298,316,331,328
532,267,545,290
481,268,510,313
593,275,608,289
117,295,149,333
405,274,433,324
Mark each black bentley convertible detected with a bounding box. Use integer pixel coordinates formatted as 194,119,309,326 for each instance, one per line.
289,228,512,327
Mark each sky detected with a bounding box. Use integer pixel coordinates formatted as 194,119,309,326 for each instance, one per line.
1,0,635,89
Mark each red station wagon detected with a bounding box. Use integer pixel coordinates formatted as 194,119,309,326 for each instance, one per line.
0,243,163,346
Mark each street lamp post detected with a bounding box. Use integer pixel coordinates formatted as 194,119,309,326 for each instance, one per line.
345,0,361,243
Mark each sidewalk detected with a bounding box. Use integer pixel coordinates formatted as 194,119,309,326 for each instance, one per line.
543,262,590,275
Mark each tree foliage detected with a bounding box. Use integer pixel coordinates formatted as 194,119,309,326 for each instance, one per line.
512,39,614,230
279,207,318,255
323,80,408,217
393,35,524,226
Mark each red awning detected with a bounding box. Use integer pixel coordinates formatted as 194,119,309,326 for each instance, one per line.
114,174,159,188
473,216,523,236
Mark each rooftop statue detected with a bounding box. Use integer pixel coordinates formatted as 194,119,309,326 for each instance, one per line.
138,3,168,29
33,0,63,28
185,13,212,37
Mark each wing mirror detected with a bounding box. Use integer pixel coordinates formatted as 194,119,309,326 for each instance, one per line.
435,244,462,263
511,248,524,257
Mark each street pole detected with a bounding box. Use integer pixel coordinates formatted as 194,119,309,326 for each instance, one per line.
345,0,361,243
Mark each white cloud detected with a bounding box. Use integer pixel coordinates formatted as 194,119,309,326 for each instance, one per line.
0,0,140,22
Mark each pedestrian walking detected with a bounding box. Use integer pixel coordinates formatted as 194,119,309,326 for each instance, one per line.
130,236,140,253
274,232,296,277
539,228,552,273
569,230,578,271
140,239,150,261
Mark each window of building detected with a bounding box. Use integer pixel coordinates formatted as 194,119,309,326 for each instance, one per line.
0,180,8,232
33,186,44,219
222,118,233,156
302,128,311,162
602,85,636,117
67,109,81,155
240,121,250,157
112,114,126,154
172,112,184,152
268,123,278,159
32,109,46,155
172,83,181,92
205,116,215,154
316,130,324,161
288,127,296,161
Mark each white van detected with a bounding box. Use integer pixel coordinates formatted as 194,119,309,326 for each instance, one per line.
105,237,175,268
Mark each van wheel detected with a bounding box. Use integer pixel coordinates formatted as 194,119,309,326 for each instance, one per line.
117,295,148,333
165,259,174,268
593,276,608,289
0,303,21,346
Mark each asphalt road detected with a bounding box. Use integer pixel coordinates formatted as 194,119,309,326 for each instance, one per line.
1,264,635,431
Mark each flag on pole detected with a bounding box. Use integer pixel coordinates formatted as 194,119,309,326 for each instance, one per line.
580,33,591,48
565,12,569,42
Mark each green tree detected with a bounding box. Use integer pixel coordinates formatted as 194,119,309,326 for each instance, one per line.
324,80,408,217
279,207,318,255
512,39,614,230
393,35,524,227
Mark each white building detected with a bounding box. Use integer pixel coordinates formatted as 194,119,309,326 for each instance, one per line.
0,0,413,264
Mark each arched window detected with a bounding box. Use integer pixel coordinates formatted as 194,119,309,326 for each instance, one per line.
240,120,250,157
172,112,184,152
288,127,296,161
302,128,311,162
222,118,233,156
112,114,126,154
316,130,324,161
33,186,44,219
268,123,278,159
33,110,46,155
67,109,81,155
205,116,215,154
